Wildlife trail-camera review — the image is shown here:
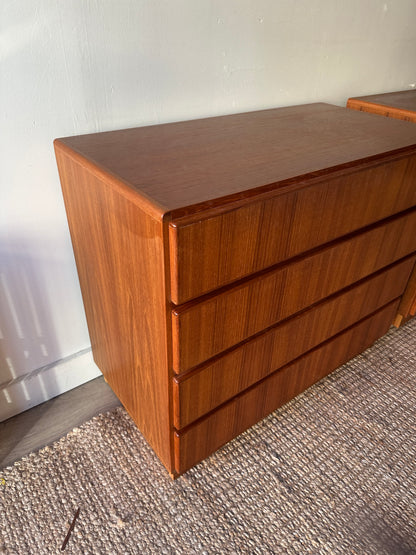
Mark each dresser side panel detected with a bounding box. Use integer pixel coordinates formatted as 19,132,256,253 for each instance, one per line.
55,145,172,471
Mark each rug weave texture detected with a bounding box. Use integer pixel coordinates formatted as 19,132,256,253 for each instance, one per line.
1,320,416,554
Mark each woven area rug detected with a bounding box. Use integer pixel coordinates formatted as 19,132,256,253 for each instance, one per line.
1,320,416,554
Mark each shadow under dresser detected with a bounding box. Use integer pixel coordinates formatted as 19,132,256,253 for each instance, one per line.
55,103,416,477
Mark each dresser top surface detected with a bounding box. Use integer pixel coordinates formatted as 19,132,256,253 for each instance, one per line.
56,102,416,216
348,90,416,112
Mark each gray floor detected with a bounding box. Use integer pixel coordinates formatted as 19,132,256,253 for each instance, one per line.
0,376,121,468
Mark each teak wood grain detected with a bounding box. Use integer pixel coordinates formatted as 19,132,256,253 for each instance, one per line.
55,103,416,215
169,155,416,303
54,144,173,471
174,301,399,474
172,210,416,373
347,90,416,327
172,257,415,429
55,103,416,477
347,90,416,123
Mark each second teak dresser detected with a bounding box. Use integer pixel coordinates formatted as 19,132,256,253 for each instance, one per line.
55,103,416,477
347,89,416,326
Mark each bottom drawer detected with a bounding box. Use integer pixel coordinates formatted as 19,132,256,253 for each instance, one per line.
173,299,399,475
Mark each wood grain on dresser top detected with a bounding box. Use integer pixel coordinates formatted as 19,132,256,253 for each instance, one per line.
173,257,415,429
347,90,416,123
55,102,416,218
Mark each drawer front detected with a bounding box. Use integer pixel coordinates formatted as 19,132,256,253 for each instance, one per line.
172,210,416,372
169,155,416,304
173,257,415,429
173,300,399,475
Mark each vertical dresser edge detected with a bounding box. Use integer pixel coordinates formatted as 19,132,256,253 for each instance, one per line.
54,142,174,473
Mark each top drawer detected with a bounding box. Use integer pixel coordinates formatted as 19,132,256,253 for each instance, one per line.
169,155,416,304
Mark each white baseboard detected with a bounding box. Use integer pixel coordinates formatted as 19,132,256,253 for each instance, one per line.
0,348,102,422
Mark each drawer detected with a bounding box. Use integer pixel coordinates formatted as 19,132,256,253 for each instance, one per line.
173,256,415,429
169,155,416,304
173,299,399,474
172,209,416,372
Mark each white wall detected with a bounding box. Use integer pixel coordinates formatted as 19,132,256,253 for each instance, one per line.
1,0,415,419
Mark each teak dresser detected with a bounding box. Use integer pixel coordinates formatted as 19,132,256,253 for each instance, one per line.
347,90,416,326
347,89,416,123
54,103,416,477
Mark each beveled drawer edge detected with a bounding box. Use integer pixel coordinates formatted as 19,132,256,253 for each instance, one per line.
168,216,180,305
